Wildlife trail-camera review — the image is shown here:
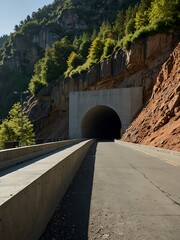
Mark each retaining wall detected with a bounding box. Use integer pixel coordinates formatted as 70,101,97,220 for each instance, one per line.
0,139,82,171
0,139,94,240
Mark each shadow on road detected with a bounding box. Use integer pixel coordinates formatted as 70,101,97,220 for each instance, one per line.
40,142,98,240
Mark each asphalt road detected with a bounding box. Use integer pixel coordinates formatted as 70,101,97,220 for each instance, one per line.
40,141,180,240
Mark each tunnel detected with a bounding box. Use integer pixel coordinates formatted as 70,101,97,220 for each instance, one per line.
81,105,122,140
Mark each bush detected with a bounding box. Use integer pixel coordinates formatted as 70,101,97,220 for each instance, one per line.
87,37,104,66
69,69,80,78
65,51,84,77
28,76,47,95
101,38,116,60
119,33,133,49
0,102,35,149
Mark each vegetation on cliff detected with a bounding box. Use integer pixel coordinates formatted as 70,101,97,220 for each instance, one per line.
1,0,139,117
0,0,179,119
0,35,8,49
28,0,180,94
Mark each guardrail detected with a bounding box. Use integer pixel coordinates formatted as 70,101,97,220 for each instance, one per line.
0,139,94,240
0,139,83,171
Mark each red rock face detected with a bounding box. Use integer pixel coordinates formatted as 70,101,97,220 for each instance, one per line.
122,43,180,151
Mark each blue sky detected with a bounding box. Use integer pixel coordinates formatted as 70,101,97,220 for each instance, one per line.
0,0,53,37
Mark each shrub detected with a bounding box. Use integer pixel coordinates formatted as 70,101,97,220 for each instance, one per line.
87,37,104,66
28,76,47,95
101,38,116,60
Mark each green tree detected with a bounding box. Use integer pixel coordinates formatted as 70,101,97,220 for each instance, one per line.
113,10,125,40
29,38,74,94
91,29,97,41
149,0,180,26
124,5,138,35
40,39,74,82
67,52,84,69
101,38,116,59
41,54,58,83
0,119,16,145
19,20,40,36
98,20,112,40
28,59,47,95
0,102,35,149
87,37,104,66
135,0,152,30
0,35,8,49
29,75,47,95
73,35,81,49
79,33,91,59
14,25,19,32
65,51,84,77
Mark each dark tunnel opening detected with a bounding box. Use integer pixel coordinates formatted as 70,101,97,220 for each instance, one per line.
81,105,122,140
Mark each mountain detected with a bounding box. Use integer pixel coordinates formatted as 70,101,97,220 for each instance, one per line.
0,0,179,151
0,0,139,118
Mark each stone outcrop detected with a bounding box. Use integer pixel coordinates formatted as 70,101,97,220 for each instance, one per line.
2,0,124,71
122,43,180,151
24,31,179,144
3,28,61,70
32,28,60,50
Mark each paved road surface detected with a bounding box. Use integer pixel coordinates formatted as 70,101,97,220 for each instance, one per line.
40,141,180,240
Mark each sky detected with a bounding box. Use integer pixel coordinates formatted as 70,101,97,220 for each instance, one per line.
0,0,54,37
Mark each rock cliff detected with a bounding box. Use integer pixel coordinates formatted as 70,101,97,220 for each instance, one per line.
122,43,180,151
24,31,179,147
2,0,125,71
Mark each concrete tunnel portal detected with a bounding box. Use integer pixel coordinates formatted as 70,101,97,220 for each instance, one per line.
81,105,121,140
69,88,143,139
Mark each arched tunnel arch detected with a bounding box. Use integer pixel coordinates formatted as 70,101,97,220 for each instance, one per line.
81,105,122,140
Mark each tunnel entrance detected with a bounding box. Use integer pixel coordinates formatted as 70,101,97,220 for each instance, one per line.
81,105,121,140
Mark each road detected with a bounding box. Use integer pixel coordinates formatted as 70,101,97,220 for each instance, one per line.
40,141,180,240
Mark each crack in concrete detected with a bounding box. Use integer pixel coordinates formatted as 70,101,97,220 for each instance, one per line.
129,164,180,207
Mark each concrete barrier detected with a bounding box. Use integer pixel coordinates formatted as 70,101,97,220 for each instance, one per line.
0,139,83,171
115,140,180,156
0,139,94,240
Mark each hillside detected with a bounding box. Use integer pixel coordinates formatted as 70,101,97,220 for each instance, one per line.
122,43,180,151
0,0,180,151
23,31,179,143
0,0,139,118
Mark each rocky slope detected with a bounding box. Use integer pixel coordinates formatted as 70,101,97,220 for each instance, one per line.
24,31,179,144
0,0,138,118
1,0,129,71
122,43,180,151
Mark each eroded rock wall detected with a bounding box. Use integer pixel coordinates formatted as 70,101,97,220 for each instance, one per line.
122,43,180,151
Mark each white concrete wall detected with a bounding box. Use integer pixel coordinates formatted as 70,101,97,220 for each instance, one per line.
0,139,94,240
0,139,82,171
69,88,143,139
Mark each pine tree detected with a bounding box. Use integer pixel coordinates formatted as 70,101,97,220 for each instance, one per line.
73,35,81,49
135,0,152,30
65,51,84,77
101,38,116,59
113,10,125,40
149,0,180,25
87,37,104,66
0,102,35,149
124,5,138,35
98,20,112,40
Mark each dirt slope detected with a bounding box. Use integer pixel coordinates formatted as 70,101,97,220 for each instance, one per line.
122,43,180,151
